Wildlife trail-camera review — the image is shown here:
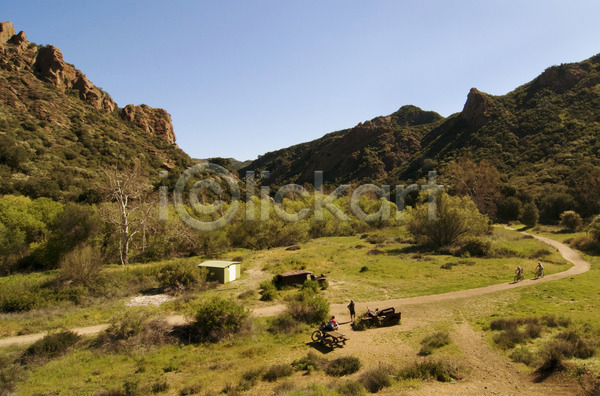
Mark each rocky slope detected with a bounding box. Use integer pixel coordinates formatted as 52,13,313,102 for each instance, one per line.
0,22,190,200
243,53,600,189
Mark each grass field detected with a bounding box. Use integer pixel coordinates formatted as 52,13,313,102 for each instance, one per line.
1,225,597,395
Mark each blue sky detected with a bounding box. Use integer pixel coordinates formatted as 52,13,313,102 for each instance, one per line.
2,1,600,160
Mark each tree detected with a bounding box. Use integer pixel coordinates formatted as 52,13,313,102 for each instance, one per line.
405,193,489,248
560,210,582,232
99,164,153,265
443,157,501,218
567,164,600,218
496,196,522,223
521,202,539,228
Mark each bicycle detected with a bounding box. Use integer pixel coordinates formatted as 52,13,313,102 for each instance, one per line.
513,272,524,283
535,268,544,279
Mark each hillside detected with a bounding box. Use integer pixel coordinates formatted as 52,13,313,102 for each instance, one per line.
241,105,444,186
0,22,191,201
243,54,600,189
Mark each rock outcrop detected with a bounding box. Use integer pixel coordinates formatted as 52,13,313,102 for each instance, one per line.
121,104,176,144
461,88,495,129
0,21,176,143
0,21,16,44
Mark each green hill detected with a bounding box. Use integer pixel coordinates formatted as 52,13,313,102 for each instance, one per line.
243,54,600,192
0,22,191,201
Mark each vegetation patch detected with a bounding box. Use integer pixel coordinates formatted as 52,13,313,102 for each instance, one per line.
263,363,294,382
418,331,451,356
292,352,326,373
21,330,80,364
325,356,362,377
190,296,250,343
398,360,459,383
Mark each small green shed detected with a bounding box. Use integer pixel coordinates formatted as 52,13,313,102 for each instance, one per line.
198,260,241,284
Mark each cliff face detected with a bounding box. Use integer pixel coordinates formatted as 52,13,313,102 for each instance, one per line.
0,22,191,201
0,21,175,143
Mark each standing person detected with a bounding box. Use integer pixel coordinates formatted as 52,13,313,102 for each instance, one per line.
347,299,356,321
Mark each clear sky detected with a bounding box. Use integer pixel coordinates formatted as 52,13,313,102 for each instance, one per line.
2,1,600,161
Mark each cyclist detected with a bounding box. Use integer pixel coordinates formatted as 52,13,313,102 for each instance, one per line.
514,266,524,282
536,262,544,278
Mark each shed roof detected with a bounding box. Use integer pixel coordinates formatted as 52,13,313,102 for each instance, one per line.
198,261,240,269
278,270,313,277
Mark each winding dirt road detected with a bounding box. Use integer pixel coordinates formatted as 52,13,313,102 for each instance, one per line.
0,229,590,349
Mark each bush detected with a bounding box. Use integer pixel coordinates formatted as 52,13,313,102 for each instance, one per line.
537,340,573,373
541,315,571,328
458,238,492,257
237,367,263,391
521,202,539,228
359,364,394,393
406,193,489,248
22,330,80,363
269,314,300,334
58,243,101,287
292,352,326,373
286,290,330,325
510,346,534,365
419,331,450,355
398,360,458,382
359,266,369,273
557,331,595,359
260,281,278,301
263,363,293,382
96,311,174,350
493,327,527,349
191,297,250,343
560,210,582,231
325,356,362,377
336,380,367,396
158,262,205,295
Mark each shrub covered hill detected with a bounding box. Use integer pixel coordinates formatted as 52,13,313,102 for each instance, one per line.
242,53,600,192
0,22,191,201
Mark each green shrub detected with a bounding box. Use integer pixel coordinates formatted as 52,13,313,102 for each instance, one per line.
301,279,319,294
537,340,573,373
541,315,571,328
263,363,293,382
398,360,458,382
237,367,263,391
237,290,256,300
419,331,450,355
325,356,362,377
158,262,205,294
22,330,80,363
292,352,326,373
151,381,169,393
557,331,595,359
260,281,278,301
191,297,250,343
336,380,367,396
560,210,583,231
521,202,539,228
359,364,394,393
97,310,174,350
493,327,527,349
269,314,300,334
510,346,534,365
458,238,492,257
286,290,330,324
58,243,101,287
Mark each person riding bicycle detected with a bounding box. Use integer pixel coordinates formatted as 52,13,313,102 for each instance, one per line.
515,266,524,281
536,262,544,277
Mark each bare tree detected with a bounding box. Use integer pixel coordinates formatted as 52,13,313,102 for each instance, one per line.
99,163,153,265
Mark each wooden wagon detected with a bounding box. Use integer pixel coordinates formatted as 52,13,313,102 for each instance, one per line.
354,307,401,329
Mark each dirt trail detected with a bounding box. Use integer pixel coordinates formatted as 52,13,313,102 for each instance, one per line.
0,229,590,349
255,228,591,318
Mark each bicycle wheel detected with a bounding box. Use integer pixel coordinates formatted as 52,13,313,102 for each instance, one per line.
311,330,322,342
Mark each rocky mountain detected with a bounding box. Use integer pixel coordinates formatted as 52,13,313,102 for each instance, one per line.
241,105,444,186
243,53,600,190
0,21,190,201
